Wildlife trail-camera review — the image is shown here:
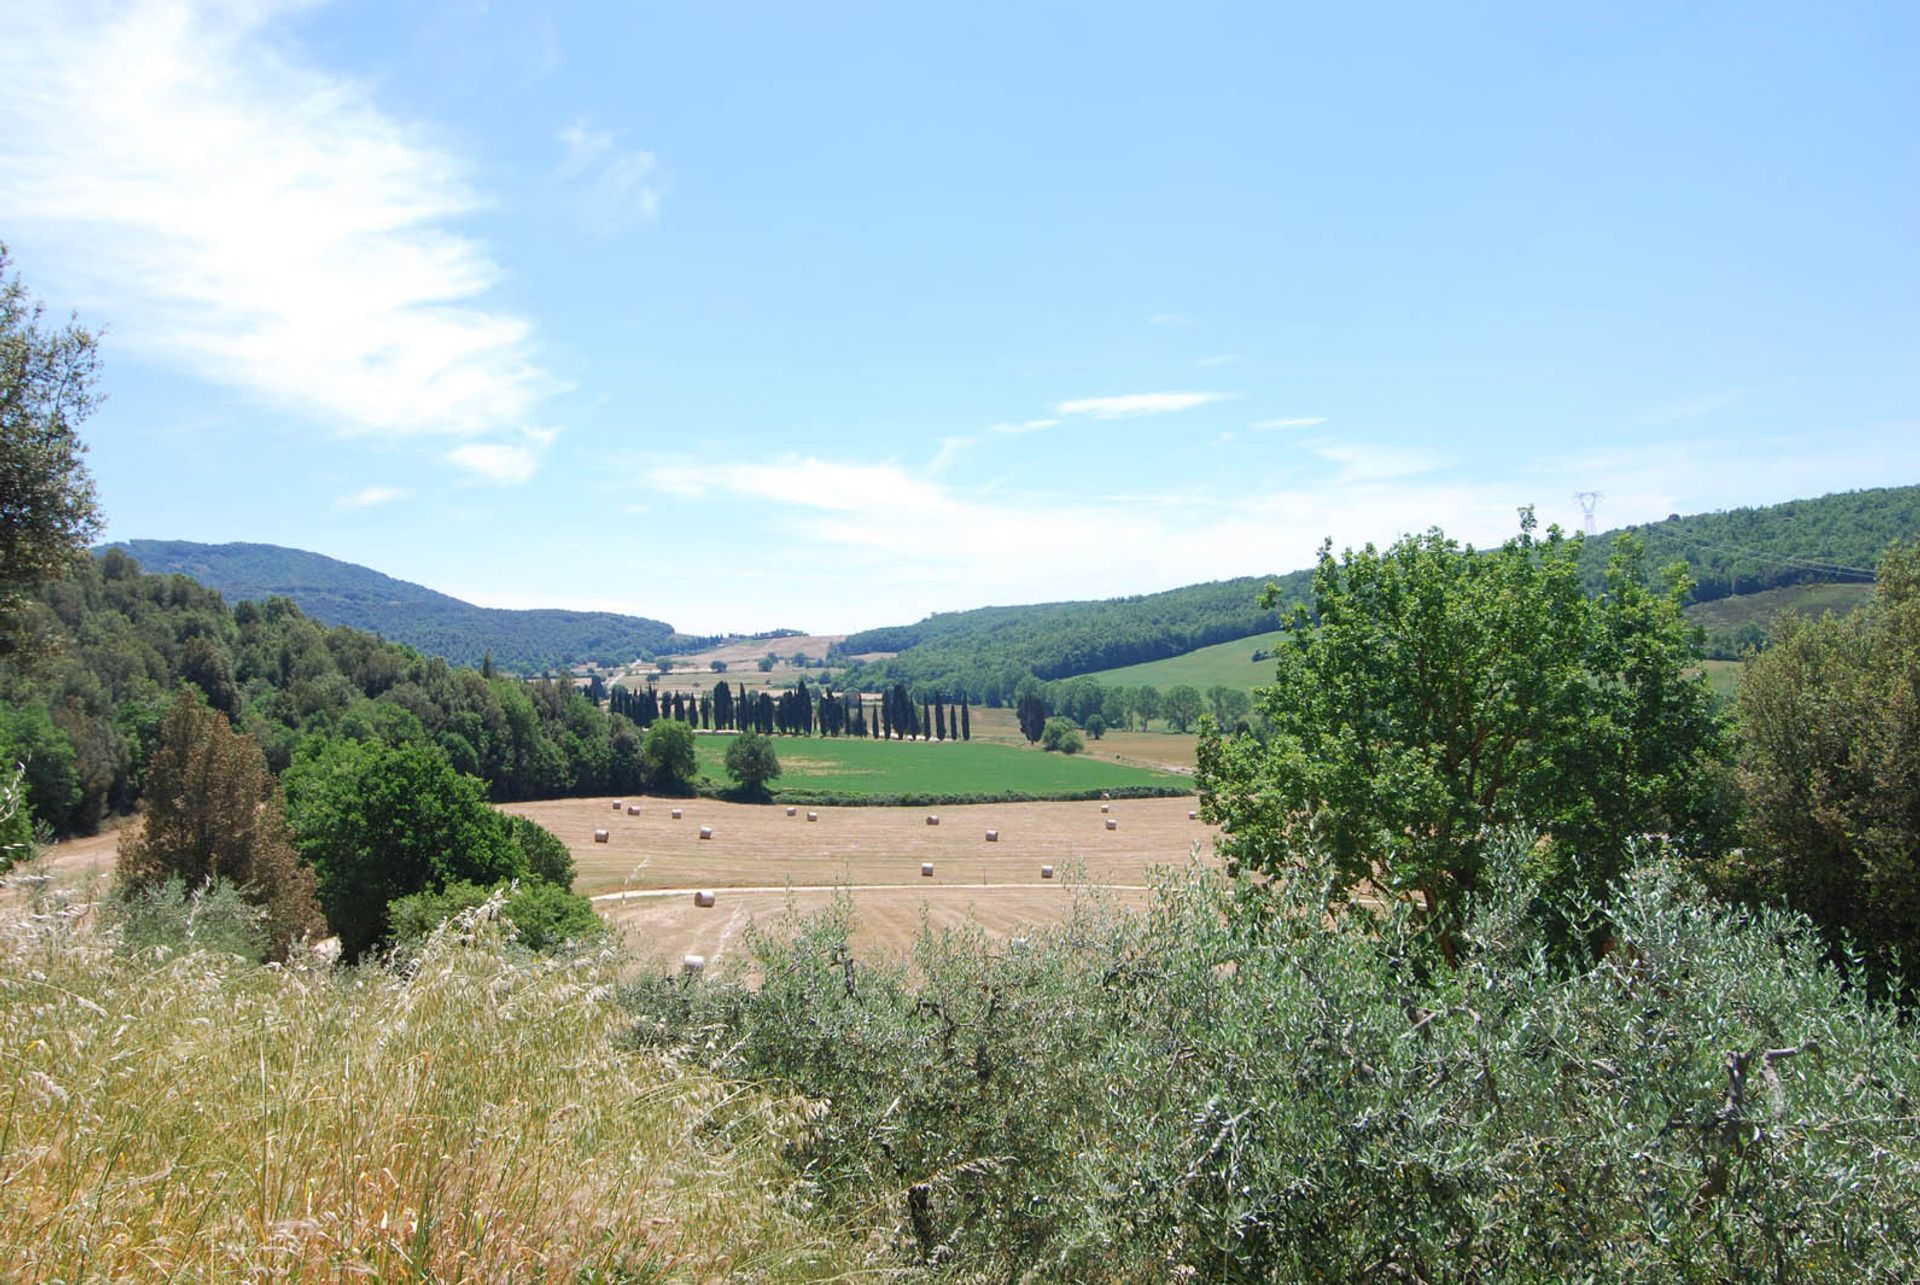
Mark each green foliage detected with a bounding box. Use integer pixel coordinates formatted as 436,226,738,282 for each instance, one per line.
639,718,696,794
0,701,78,834
0,761,35,872
116,690,322,958
721,730,781,796
502,812,575,888
284,738,523,960
1160,682,1203,732
106,876,269,961
1728,540,1920,991
836,571,1312,702
1576,483,1920,607
1199,516,1733,950
1039,716,1084,754
106,540,681,672
625,854,1920,1279
388,878,608,954
0,244,101,619
1015,689,1046,743
1083,713,1106,739
1085,628,1288,695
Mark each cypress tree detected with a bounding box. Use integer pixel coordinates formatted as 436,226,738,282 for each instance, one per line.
961,699,971,741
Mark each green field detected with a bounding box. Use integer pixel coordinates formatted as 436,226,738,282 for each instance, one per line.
1081,630,1286,695
693,734,1189,800
1685,581,1872,635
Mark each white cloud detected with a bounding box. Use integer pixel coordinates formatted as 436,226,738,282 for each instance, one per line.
990,418,1058,435
1149,312,1191,326
1251,416,1329,431
1196,353,1240,367
0,0,560,441
448,442,542,484
555,117,662,221
930,435,975,474
337,484,410,509
1311,442,1450,483
1056,392,1235,419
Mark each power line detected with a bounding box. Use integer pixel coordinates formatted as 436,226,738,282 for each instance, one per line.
1660,533,1876,581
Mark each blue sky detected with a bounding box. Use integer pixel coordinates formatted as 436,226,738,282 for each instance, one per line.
2,1,1915,634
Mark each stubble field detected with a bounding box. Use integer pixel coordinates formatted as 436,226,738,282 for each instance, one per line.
503,793,1219,972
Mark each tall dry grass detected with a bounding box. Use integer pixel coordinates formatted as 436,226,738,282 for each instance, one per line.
0,878,895,1282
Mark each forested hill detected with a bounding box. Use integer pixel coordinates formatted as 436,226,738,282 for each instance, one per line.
100,540,681,672
833,570,1317,704
1575,483,1920,602
836,484,1919,702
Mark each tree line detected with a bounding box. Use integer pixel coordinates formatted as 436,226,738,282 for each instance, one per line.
610,678,972,742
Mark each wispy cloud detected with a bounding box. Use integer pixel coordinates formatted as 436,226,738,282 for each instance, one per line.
337,484,410,509
1056,392,1235,419
1311,442,1450,483
990,418,1059,435
555,118,662,222
448,441,544,484
1149,312,1191,326
0,0,558,440
930,435,975,473
1251,416,1329,431
1196,353,1241,368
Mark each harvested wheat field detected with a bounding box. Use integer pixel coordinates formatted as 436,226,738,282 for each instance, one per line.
503,794,1219,968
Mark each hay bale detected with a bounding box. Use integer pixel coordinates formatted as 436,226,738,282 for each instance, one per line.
921,862,934,877
985,829,999,842
693,889,715,907
1105,818,1118,831
593,828,610,843
786,806,797,816
1189,810,1199,821
698,826,713,840
611,800,624,810
1041,865,1055,879
1100,803,1110,814
682,954,705,975
627,804,642,816
671,807,683,820
1101,791,1111,801
807,811,819,822
925,814,940,826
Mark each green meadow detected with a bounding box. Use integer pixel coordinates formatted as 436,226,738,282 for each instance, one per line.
1082,630,1286,695
693,734,1189,800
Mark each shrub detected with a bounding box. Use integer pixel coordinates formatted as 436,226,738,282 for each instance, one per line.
389,879,608,954
624,844,1920,1279
1039,717,1084,754
105,877,268,960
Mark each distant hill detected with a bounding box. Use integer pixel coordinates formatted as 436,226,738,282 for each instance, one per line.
840,484,1919,700
99,540,681,673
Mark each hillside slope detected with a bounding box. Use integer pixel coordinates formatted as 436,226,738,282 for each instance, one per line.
101,540,680,671
843,484,1918,699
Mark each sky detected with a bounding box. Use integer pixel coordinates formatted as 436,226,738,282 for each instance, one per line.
1,0,1915,635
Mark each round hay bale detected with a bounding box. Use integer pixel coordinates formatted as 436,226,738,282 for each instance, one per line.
1099,803,1110,814
807,811,819,822
693,889,715,908
1041,865,1055,879
593,828,610,843
698,826,713,840
1188,810,1199,821
925,814,940,826
611,800,624,810
682,954,705,975
670,807,683,820
985,829,999,842
1101,791,1111,801
1105,817,1118,831
786,805,797,816
921,862,934,877
627,804,642,815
